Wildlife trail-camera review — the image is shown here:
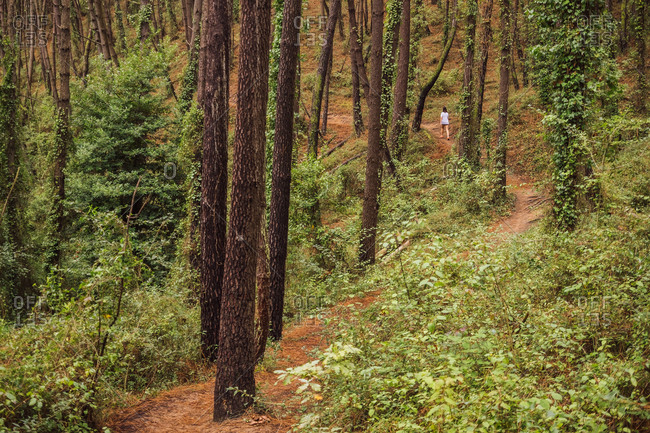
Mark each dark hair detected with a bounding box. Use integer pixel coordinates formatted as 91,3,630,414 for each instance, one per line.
443,106,447,113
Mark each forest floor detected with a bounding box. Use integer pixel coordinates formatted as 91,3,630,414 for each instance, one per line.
107,121,545,433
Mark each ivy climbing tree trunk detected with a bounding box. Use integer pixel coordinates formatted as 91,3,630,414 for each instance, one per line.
213,0,271,419
458,0,478,166
388,0,410,157
359,0,383,265
51,0,72,270
632,0,647,113
268,0,302,342
197,0,230,362
494,0,511,201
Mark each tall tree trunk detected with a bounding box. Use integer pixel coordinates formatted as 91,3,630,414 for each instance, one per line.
115,0,127,50
213,0,271,419
190,0,203,60
632,0,647,113
495,0,512,200
378,0,400,177
197,0,231,362
347,0,365,135
512,0,527,86
182,0,193,48
474,0,493,137
321,49,333,135
140,0,152,43
388,0,410,158
411,2,456,131
268,0,301,342
308,0,341,157
458,0,478,167
442,0,450,46
52,0,72,269
359,0,383,265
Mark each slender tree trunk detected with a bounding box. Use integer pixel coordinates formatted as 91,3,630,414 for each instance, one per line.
512,0,527,86
359,0,383,265
347,0,364,135
308,0,341,157
388,0,410,158
442,0,450,46
52,0,72,269
197,0,231,362
632,0,647,113
321,49,333,135
474,0,493,137
182,0,193,48
213,0,271,419
411,5,456,131
495,0,512,200
458,0,478,166
268,0,301,342
190,0,203,59
115,0,127,50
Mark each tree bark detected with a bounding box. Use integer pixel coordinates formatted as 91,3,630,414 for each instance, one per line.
495,0,512,200
321,49,333,135
359,0,383,265
197,0,231,362
474,0,493,136
308,0,341,157
389,0,410,158
268,0,302,342
458,0,478,167
411,5,456,131
140,0,152,43
347,0,365,135
52,0,72,269
213,0,271,419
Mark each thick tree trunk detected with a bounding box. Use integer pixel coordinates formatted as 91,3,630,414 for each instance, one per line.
213,0,271,419
359,0,383,265
474,0,493,137
268,0,302,342
411,6,456,131
388,0,410,158
308,0,341,157
197,0,230,362
458,0,478,167
495,0,512,200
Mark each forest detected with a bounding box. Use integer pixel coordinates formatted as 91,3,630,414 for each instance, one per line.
0,0,649,431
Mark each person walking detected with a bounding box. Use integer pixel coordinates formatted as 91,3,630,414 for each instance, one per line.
440,107,450,140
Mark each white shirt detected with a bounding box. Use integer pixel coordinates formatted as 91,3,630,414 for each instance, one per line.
441,112,449,125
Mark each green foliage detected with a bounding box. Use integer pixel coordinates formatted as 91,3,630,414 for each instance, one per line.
0,210,205,433
529,0,620,230
66,49,182,287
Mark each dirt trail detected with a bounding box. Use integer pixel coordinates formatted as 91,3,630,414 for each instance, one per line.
107,123,544,433
106,293,380,433
420,121,545,234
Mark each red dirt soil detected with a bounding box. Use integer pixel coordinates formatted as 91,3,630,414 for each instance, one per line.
106,291,381,433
